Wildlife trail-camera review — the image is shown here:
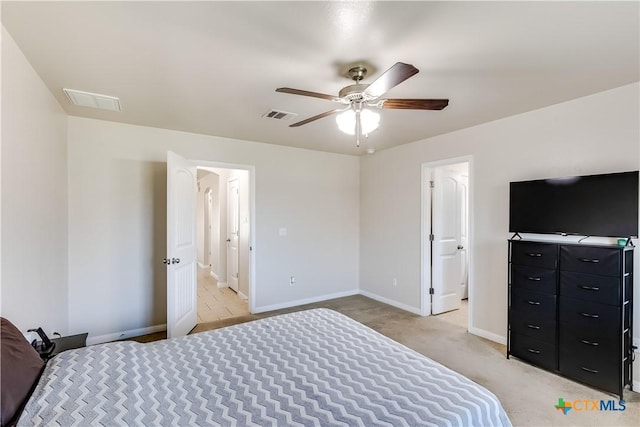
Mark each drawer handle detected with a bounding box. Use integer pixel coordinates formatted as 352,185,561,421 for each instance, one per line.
527,276,541,282
527,348,541,354
580,339,599,346
526,253,542,257
579,285,600,291
580,367,599,374
527,324,541,330
527,300,541,305
580,312,599,319
579,258,600,263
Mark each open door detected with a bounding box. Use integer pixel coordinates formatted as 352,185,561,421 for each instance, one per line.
166,151,197,338
227,178,240,292
431,166,464,314
459,174,469,299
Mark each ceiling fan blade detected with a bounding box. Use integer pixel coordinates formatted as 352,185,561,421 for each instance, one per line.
363,62,419,99
276,87,341,102
289,108,348,127
381,99,449,110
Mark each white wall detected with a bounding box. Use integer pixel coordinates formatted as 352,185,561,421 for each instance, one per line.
197,171,220,271
67,117,360,339
0,27,69,334
360,83,639,343
215,169,229,283
196,176,205,266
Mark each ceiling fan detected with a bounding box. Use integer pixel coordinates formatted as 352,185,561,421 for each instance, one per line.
276,62,449,146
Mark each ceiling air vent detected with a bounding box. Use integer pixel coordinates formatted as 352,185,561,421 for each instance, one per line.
63,88,122,112
262,109,297,121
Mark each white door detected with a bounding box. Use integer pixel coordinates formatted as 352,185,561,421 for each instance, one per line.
431,167,463,314
227,179,240,292
459,174,469,299
166,151,198,338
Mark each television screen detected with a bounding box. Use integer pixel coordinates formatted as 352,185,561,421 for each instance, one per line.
509,171,639,238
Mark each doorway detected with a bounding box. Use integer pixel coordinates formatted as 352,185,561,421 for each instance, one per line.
422,157,471,330
166,151,255,338
196,167,249,324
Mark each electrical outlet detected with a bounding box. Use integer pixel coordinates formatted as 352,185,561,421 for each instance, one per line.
392,278,397,287
289,276,295,286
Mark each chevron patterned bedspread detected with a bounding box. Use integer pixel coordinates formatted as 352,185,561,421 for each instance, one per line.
19,309,512,426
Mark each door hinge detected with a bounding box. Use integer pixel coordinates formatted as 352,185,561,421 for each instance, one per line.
429,180,434,188
429,288,435,295
429,234,434,241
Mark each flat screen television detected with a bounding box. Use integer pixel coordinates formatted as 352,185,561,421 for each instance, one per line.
509,171,639,238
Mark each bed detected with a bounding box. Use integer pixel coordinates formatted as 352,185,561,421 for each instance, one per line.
3,309,512,426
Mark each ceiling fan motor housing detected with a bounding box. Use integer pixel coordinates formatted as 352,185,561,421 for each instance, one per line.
338,84,369,101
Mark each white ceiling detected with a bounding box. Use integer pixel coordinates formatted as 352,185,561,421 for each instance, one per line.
2,1,638,156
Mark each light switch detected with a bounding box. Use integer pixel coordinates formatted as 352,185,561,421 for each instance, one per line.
279,227,287,237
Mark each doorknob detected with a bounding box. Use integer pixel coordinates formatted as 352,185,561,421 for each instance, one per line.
457,245,464,250
171,258,180,264
226,239,231,242
162,258,170,265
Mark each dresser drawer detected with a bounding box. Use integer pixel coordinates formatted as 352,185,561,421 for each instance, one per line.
510,333,556,371
511,288,556,317
559,297,620,333
560,271,620,306
559,323,620,364
511,241,558,269
510,309,556,343
560,246,621,276
511,265,557,295
559,352,620,394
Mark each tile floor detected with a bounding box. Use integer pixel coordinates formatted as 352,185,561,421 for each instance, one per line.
197,267,249,323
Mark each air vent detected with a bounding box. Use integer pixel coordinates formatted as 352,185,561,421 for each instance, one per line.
262,109,297,121
63,88,122,112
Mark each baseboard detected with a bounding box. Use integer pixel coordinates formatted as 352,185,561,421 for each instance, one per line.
197,262,206,269
217,281,228,289
253,289,359,314
209,270,219,281
86,324,167,346
358,290,422,315
468,326,507,345
238,291,248,300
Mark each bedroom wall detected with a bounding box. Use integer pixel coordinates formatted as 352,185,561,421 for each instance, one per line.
0,27,69,334
360,83,640,345
67,117,360,340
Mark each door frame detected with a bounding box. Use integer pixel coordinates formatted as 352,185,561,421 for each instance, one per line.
421,156,474,328
193,159,256,313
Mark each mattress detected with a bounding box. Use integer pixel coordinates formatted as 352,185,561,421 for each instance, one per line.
19,309,512,426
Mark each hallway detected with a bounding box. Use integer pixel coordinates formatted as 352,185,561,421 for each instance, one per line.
197,268,249,323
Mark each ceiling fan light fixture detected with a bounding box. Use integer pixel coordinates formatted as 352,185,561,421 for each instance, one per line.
336,108,380,135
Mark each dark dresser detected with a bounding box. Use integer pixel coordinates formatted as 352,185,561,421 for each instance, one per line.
508,239,634,398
